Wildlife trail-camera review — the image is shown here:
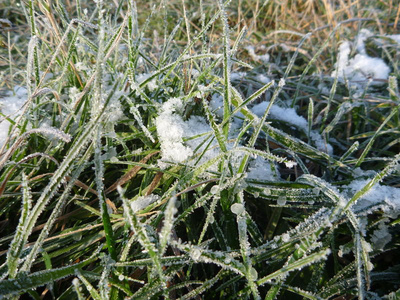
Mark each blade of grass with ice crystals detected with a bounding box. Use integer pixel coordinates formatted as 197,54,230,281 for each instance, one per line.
158,19,183,66
159,196,177,255
354,232,366,300
233,192,260,299
345,152,400,211
94,127,117,262
76,270,102,300
198,195,220,245
339,141,359,162
119,187,167,295
223,80,274,125
244,211,264,247
281,284,321,300
219,0,232,139
0,256,97,297
6,173,31,278
139,0,232,88
202,98,228,153
355,104,400,167
308,98,314,141
177,243,245,276
237,79,285,174
178,270,228,300
257,248,331,286
15,118,100,272
20,144,93,272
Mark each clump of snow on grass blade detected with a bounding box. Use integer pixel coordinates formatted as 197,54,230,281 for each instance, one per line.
131,194,160,213
155,97,193,169
331,29,390,89
0,86,28,148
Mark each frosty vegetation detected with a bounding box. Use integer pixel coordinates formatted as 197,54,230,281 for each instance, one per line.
0,0,399,299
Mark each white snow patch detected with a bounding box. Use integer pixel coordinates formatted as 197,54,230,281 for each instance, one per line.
155,97,193,168
388,34,400,43
230,72,247,81
256,74,271,84
370,220,392,250
251,101,333,154
245,45,270,63
345,179,400,218
0,86,28,149
331,29,390,88
247,157,279,181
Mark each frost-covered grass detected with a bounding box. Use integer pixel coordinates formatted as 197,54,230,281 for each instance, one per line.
0,0,400,299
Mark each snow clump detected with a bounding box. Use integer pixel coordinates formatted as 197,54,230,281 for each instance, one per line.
155,97,193,169
331,29,390,91
0,86,28,149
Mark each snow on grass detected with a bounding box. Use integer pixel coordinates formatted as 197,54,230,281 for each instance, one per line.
0,86,28,149
155,97,193,169
332,29,390,90
245,45,270,63
251,100,333,155
156,95,281,180
247,157,279,181
345,178,400,218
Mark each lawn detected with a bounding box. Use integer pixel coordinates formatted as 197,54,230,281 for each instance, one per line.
0,0,399,299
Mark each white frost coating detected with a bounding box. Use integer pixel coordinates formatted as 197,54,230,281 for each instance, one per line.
331,29,390,87
156,97,193,168
131,194,160,213
0,86,28,148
